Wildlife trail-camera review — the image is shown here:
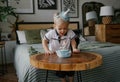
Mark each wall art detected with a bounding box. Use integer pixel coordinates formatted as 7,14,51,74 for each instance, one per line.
61,0,79,18
7,0,35,14
38,0,57,10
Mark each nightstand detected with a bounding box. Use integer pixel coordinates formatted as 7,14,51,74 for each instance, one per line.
95,24,120,43
0,41,7,75
5,40,16,63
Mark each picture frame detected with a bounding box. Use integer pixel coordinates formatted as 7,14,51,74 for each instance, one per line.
114,9,120,17
61,0,79,18
7,0,35,14
113,9,120,24
38,0,57,10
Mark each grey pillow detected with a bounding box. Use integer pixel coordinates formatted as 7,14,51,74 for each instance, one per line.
40,29,47,39
25,30,41,44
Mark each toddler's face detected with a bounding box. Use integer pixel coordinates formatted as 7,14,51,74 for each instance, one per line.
55,22,69,36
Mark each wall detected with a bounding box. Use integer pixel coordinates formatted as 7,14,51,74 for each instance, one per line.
0,0,119,63
0,0,120,33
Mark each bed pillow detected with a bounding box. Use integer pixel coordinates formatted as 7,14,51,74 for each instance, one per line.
40,29,53,39
40,29,47,39
24,30,41,44
16,31,27,43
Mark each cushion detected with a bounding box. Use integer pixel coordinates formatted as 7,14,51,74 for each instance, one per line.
40,29,47,39
16,31,27,43
25,30,41,44
40,28,53,39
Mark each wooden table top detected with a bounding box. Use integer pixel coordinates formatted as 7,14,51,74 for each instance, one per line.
30,52,102,71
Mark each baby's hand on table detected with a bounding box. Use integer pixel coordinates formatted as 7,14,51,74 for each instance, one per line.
73,48,80,54
45,50,54,56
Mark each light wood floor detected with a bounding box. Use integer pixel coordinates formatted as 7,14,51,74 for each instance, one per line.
0,64,18,82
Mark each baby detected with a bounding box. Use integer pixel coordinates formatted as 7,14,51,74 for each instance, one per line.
42,9,80,82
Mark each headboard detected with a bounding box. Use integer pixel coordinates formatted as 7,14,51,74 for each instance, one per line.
16,22,79,30
16,22,80,44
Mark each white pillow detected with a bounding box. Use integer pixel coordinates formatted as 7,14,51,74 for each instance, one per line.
16,31,27,43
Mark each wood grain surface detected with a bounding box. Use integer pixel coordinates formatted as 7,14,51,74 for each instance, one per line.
30,52,102,71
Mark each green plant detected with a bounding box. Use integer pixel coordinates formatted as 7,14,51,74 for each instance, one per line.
0,0,17,22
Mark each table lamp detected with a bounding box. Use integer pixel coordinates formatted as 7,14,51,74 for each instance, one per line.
100,6,114,24
86,11,97,35
86,11,98,26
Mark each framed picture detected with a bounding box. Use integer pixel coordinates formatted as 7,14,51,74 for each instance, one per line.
38,0,57,10
61,0,79,18
7,0,35,14
114,9,120,17
113,9,120,24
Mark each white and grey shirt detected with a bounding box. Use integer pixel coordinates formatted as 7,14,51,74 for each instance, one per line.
44,29,76,52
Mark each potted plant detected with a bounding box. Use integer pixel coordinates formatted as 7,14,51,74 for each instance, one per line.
0,0,17,22
0,0,19,40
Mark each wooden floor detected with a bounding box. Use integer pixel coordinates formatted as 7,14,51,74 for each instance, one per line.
0,64,18,82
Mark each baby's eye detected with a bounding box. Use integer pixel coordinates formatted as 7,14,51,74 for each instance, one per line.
58,28,62,30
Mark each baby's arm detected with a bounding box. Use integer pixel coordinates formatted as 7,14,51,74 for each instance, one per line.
71,39,80,53
42,38,53,55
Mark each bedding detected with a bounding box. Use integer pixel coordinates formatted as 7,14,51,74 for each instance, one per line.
14,43,81,82
14,44,44,82
78,41,120,82
16,31,27,43
14,41,120,82
24,30,41,44
16,22,79,44
14,22,120,82
16,30,42,44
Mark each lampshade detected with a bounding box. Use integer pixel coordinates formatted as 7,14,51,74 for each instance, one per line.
86,11,97,21
100,6,114,16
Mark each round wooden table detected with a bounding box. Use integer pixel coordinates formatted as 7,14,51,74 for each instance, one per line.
30,52,102,82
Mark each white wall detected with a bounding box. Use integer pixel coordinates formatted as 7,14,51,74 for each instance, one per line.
0,0,120,33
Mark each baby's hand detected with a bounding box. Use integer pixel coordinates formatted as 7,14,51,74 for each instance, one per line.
73,48,80,54
45,50,54,56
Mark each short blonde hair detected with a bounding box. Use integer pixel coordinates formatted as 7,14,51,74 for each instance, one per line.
53,13,69,25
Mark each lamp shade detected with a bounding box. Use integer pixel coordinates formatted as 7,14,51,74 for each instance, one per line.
100,6,114,16
86,11,97,21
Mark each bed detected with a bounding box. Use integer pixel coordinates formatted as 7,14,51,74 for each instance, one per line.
14,22,120,82
78,41,120,82
14,22,80,82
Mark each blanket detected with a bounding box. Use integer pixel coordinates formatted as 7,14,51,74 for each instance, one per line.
78,41,120,82
78,41,118,50
14,41,120,82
